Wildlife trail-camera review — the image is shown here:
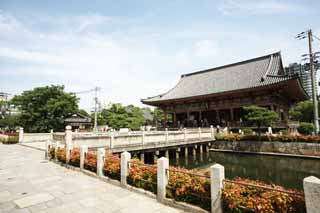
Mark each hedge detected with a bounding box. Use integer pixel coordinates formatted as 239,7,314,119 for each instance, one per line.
0,135,18,144
127,159,157,193
215,133,320,143
52,148,306,212
222,178,306,213
103,154,121,180
84,151,97,172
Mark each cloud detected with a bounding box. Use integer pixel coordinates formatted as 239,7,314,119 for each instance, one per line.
218,0,308,16
0,8,315,110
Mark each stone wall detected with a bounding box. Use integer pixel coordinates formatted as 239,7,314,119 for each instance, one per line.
211,140,320,156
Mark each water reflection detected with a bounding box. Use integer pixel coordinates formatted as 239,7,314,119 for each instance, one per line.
171,151,320,190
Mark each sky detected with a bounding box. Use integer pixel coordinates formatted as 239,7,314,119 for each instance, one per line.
1,0,320,112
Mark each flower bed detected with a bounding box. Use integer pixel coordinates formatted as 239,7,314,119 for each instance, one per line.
48,146,55,159
0,135,18,144
84,151,97,172
222,178,306,213
166,167,211,211
215,133,320,143
103,153,121,180
127,159,157,193
56,148,66,163
69,148,80,167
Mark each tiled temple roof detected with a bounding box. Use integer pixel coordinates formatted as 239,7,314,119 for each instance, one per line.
142,52,307,104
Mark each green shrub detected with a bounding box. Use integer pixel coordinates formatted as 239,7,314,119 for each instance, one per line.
280,129,289,135
298,122,314,135
2,136,18,144
215,133,225,141
242,128,253,135
222,178,306,212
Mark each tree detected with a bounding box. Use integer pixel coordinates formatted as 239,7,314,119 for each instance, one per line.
289,101,315,122
78,109,89,117
0,114,21,130
97,103,145,130
298,122,314,135
243,106,279,138
11,85,79,132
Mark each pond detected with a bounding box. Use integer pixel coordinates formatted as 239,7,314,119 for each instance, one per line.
170,151,320,190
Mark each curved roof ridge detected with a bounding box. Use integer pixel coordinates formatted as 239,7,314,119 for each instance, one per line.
181,51,281,78
141,76,186,101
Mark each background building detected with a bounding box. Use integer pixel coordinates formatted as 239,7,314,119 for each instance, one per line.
285,63,319,98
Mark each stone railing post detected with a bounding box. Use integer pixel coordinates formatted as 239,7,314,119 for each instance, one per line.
142,129,145,146
80,145,88,170
183,128,187,142
165,128,169,143
54,141,60,161
110,129,114,149
50,129,54,140
97,148,106,177
211,163,225,213
18,127,24,143
45,140,51,159
304,176,320,213
65,126,73,163
157,157,169,202
121,151,131,186
66,142,73,164
210,125,215,140
198,127,202,141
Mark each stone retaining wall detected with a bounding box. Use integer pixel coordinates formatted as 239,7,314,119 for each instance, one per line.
212,140,320,156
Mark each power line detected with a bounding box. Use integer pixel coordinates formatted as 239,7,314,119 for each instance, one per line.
296,29,319,134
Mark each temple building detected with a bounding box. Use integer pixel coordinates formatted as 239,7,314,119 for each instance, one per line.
64,113,92,130
142,52,309,129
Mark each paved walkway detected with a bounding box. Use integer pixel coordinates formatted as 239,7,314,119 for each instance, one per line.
0,144,183,213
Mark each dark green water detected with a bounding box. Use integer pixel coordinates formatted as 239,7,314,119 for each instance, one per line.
170,152,320,190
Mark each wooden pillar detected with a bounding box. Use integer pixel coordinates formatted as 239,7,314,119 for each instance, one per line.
185,147,188,157
165,150,169,158
176,149,179,160
173,112,177,127
216,110,220,124
154,152,158,164
193,146,197,156
230,108,234,121
140,152,145,163
199,110,202,125
164,109,168,127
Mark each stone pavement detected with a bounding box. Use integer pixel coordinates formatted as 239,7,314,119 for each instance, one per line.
0,144,183,213
19,142,46,151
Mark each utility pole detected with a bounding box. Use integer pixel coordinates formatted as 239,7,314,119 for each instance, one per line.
296,29,319,134
307,29,319,134
93,86,99,134
73,87,101,133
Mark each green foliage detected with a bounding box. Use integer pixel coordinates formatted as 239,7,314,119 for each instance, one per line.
152,107,164,123
242,128,253,135
0,114,21,129
77,109,89,117
280,129,289,135
298,122,314,135
97,103,145,130
289,101,314,123
243,106,279,137
11,85,79,132
2,135,19,144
